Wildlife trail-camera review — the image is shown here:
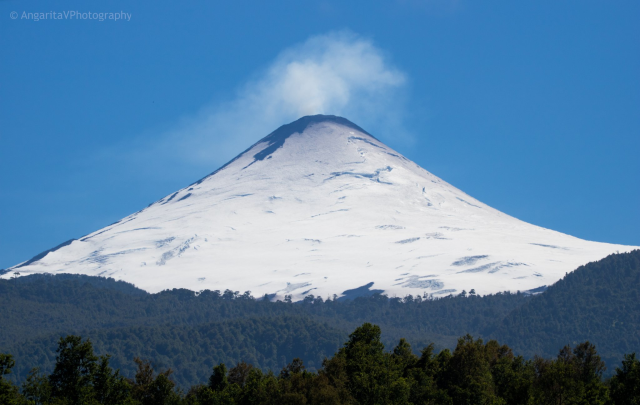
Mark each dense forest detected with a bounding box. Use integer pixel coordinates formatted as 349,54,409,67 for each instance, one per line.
490,250,640,369
1,251,638,390
0,275,527,387
1,324,639,404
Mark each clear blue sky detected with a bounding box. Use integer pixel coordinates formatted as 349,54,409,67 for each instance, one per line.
1,0,638,269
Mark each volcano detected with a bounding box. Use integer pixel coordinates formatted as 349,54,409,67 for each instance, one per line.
4,115,636,299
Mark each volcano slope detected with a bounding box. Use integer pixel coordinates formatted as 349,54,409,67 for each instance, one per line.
3,115,636,299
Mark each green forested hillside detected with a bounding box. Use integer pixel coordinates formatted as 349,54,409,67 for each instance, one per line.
490,250,640,368
1,250,638,389
0,273,525,348
4,316,347,389
2,324,638,405
0,276,524,387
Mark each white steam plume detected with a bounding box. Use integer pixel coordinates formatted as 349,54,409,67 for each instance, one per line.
115,31,409,178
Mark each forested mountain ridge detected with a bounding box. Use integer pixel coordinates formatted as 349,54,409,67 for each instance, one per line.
490,249,640,368
1,251,638,389
0,277,524,386
0,272,524,348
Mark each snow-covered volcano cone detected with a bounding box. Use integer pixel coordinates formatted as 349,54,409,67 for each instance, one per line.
4,115,636,299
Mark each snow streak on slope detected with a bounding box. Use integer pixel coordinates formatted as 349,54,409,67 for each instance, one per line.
4,115,637,300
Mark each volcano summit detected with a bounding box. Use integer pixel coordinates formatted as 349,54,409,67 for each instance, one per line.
4,115,636,299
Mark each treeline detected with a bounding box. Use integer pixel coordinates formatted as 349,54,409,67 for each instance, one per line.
6,316,348,389
1,324,639,405
0,272,526,348
1,251,639,388
489,250,640,367
0,276,527,387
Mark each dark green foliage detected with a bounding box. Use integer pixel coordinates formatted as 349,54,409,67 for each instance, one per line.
0,353,15,377
93,355,132,405
22,368,52,405
130,357,180,405
403,344,450,404
438,335,499,404
608,353,640,405
5,316,346,389
2,325,635,404
8,273,145,295
531,341,610,404
0,275,526,388
0,272,525,350
1,250,639,394
335,323,388,404
0,353,21,405
10,336,134,405
209,364,228,392
491,250,640,367
49,335,99,403
485,342,533,404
